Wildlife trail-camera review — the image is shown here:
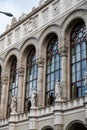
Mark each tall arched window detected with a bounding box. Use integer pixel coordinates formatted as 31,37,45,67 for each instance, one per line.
70,22,86,99
25,48,38,112
7,57,18,116
46,36,62,105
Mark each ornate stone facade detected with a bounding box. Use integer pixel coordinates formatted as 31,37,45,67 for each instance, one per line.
0,0,87,130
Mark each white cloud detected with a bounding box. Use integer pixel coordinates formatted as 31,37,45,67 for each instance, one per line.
0,0,39,34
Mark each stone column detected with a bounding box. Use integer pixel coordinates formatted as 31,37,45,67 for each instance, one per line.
36,57,44,107
0,76,8,118
17,67,24,113
59,43,68,100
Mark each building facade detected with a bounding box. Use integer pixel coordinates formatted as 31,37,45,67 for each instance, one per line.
0,0,87,130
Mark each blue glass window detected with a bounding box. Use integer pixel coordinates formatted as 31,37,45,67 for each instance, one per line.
71,22,86,98
25,48,38,112
46,36,61,105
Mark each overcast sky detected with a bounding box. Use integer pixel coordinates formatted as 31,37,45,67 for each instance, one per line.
0,0,40,34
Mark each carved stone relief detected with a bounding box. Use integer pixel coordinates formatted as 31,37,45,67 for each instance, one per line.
42,8,49,24
15,27,20,42
7,33,12,45
52,1,60,17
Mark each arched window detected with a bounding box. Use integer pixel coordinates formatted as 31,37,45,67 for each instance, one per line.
7,57,18,116
46,36,62,105
25,48,38,112
70,22,86,99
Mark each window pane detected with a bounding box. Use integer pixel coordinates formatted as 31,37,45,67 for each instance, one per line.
77,71,81,81
76,52,80,61
82,50,86,59
76,44,80,53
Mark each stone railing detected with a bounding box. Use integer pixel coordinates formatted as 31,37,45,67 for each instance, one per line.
0,97,85,126
63,97,85,110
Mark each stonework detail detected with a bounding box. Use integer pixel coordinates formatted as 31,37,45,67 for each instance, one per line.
18,66,25,76
42,8,49,24
32,16,38,29
23,21,29,34
7,33,12,45
15,27,20,42
0,38,4,51
52,1,60,17
36,57,44,67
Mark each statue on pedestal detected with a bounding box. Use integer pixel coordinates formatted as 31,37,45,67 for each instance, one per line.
55,80,62,101
10,96,17,115
31,89,37,108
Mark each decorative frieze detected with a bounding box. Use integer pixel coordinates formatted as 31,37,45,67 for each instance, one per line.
42,8,49,24
52,1,60,17
23,21,29,35
7,33,12,45
15,27,20,42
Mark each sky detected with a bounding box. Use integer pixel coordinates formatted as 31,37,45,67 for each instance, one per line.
0,0,40,35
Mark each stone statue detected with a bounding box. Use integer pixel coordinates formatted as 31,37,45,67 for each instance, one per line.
31,89,37,108
10,96,17,115
55,80,62,101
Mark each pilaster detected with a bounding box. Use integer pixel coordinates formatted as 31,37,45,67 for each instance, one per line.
59,40,68,100
17,66,25,113
36,57,44,107
0,76,8,118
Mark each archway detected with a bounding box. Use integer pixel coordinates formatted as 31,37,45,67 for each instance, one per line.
67,122,87,130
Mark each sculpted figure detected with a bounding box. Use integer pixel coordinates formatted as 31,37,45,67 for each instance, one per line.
10,96,17,114
31,89,37,108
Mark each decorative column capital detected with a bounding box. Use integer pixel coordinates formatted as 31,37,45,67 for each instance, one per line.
59,38,69,56
59,44,68,56
1,76,8,84
36,57,44,67
18,66,25,77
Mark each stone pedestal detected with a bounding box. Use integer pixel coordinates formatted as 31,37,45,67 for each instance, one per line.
54,99,64,130
29,107,37,130
9,114,17,130
36,57,44,107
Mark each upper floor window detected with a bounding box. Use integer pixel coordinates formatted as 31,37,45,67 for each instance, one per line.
46,36,62,105
25,48,38,112
7,57,18,116
70,22,86,99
